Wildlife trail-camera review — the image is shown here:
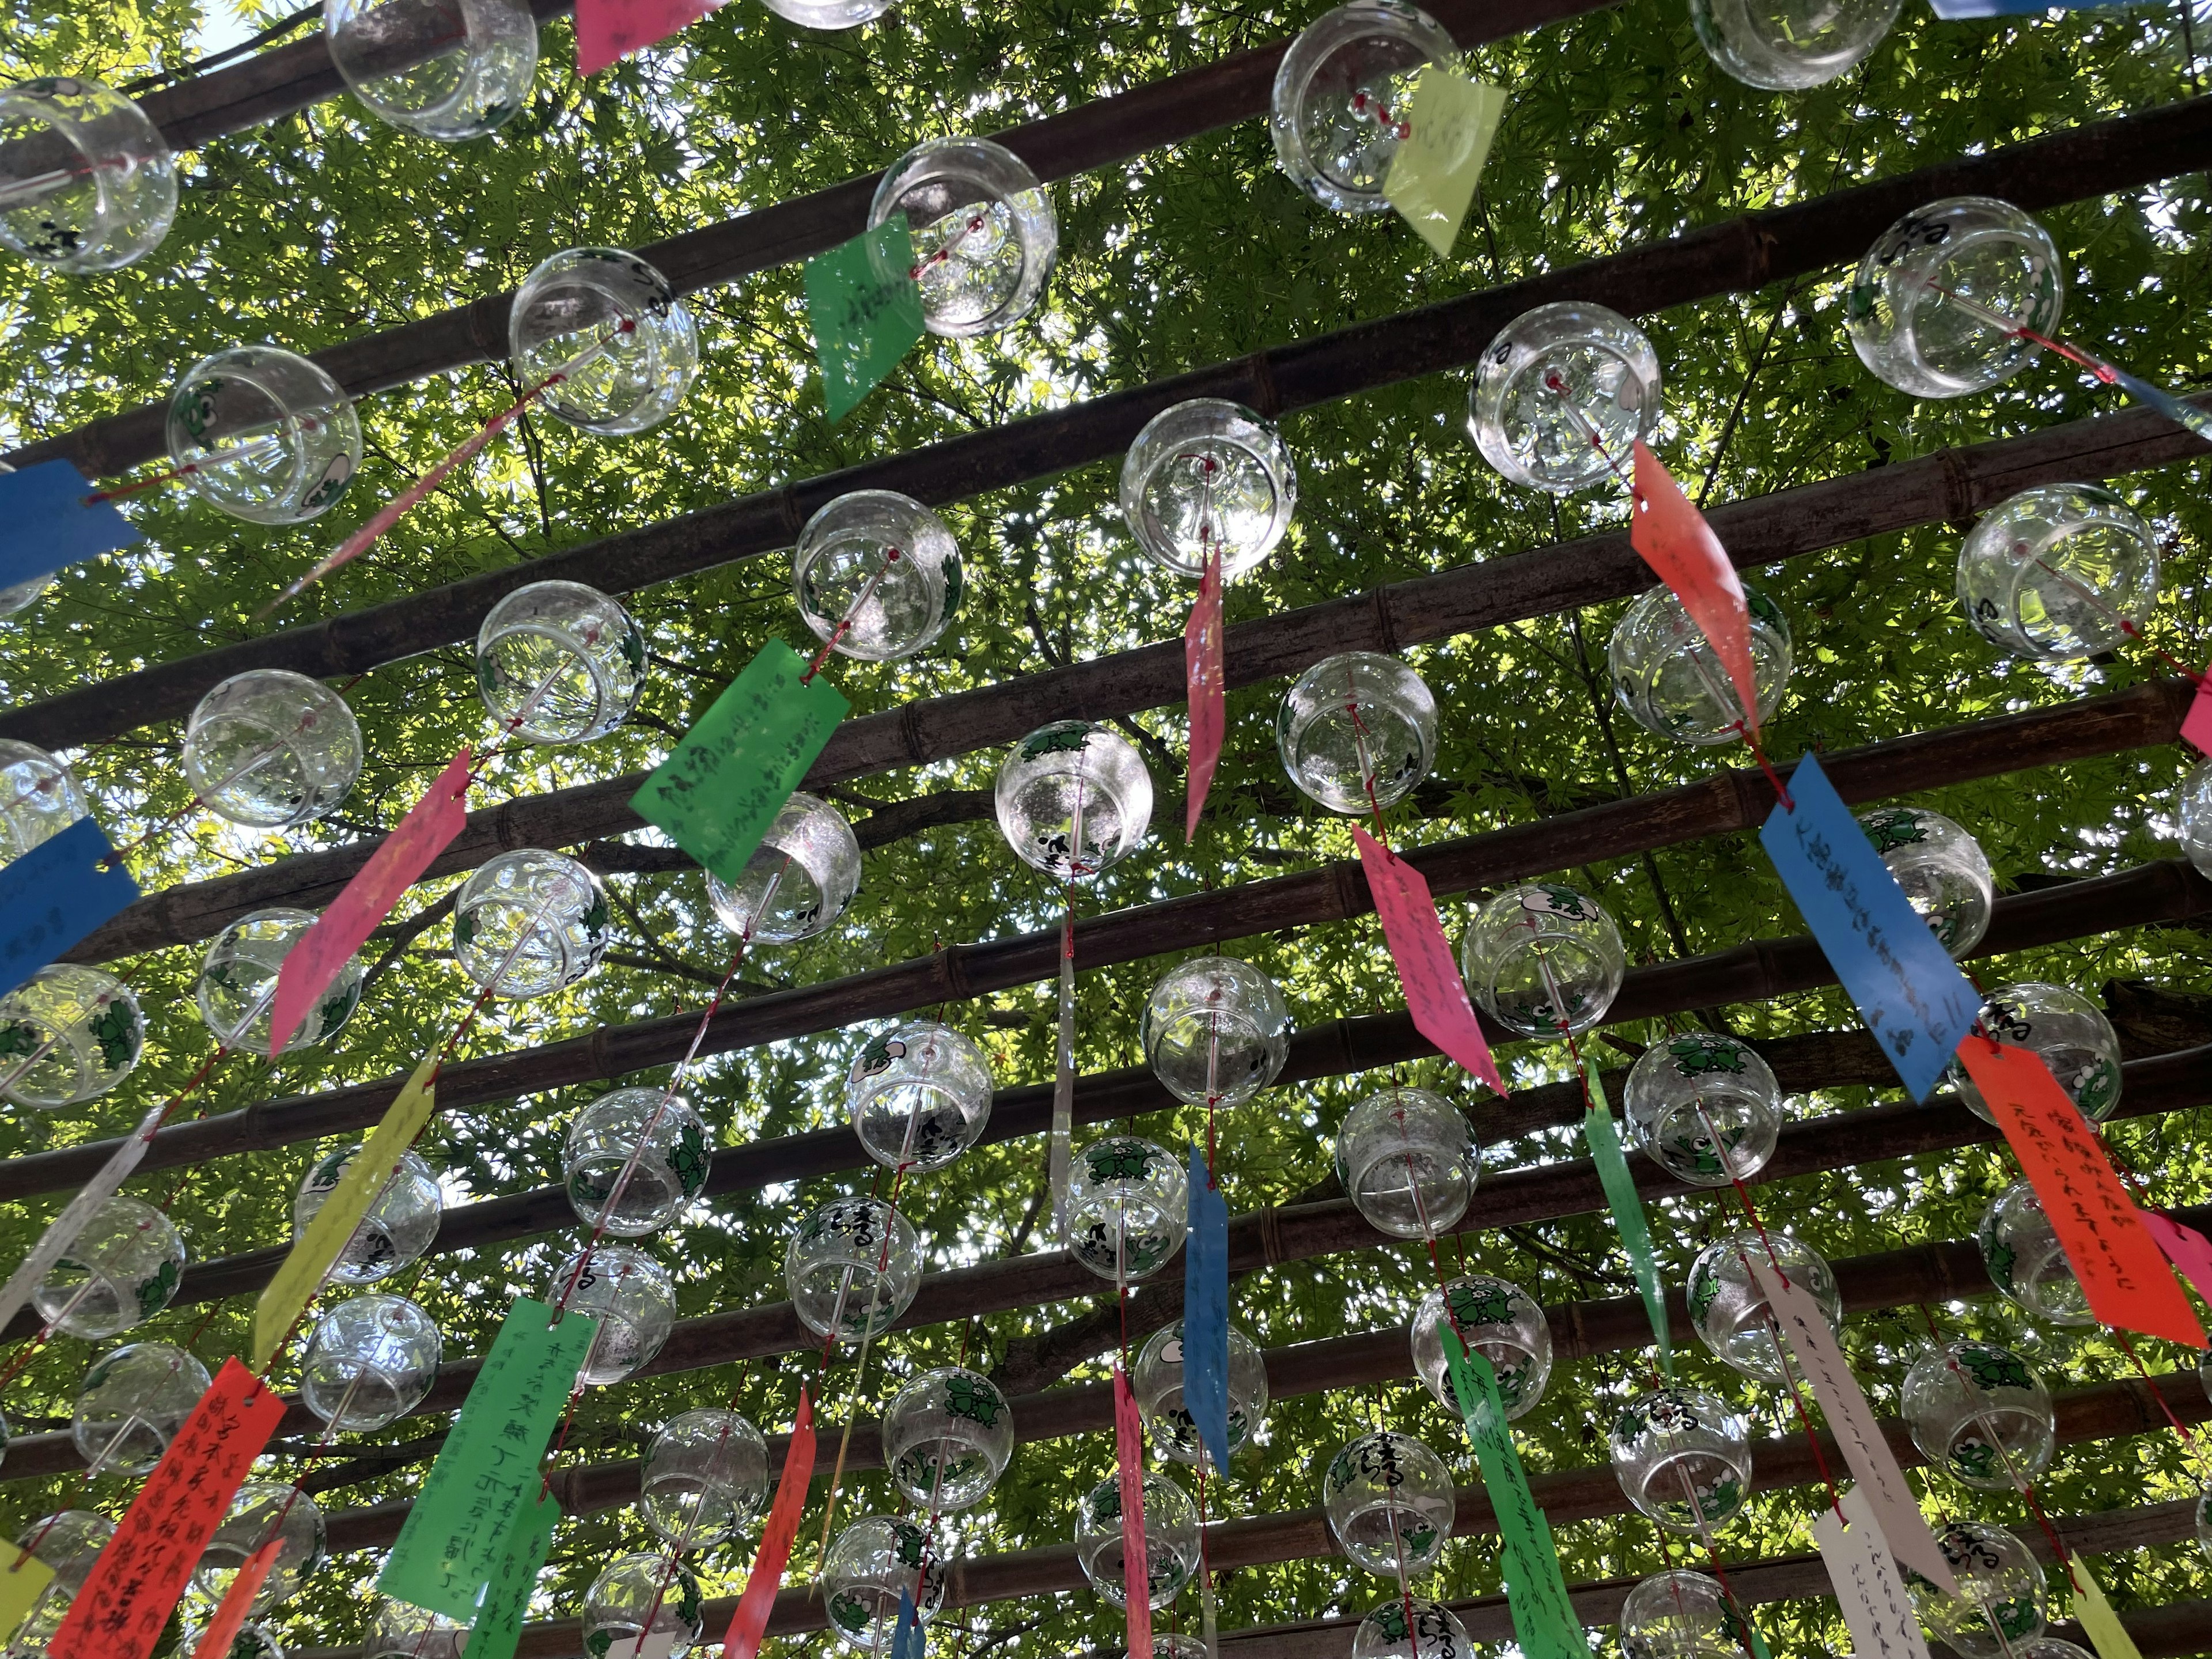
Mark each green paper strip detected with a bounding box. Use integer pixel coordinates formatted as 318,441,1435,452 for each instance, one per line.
464,1486,561,1659
378,1297,599,1622
1581,1059,1673,1378
806,219,927,423
630,639,850,887
1381,67,1508,257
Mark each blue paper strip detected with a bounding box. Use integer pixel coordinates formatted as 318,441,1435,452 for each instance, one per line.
1930,0,2141,16
0,461,142,593
1183,1142,1231,1476
1758,750,1977,1101
0,817,139,1001
2109,369,2212,445
891,1588,922,1659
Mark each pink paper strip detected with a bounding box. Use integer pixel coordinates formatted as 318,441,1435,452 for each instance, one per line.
2144,1212,2212,1307
1629,441,1761,736
577,0,717,75
1354,828,1508,1095
190,1537,281,1659
269,748,472,1056
1184,550,1224,842
721,1388,814,1659
2181,669,2212,756
1113,1365,1154,1659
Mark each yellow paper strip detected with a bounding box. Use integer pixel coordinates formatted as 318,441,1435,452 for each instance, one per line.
2072,1560,2145,1659
253,1051,440,1367
1382,67,1508,258
0,1551,54,1646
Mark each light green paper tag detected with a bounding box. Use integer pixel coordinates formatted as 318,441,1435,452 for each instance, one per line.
630,639,849,888
1582,1059,1674,1378
464,1486,561,1659
806,219,927,422
2072,1560,2145,1659
1382,67,1508,257
0,1551,53,1647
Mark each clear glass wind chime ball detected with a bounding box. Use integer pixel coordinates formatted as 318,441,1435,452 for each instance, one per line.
794,490,964,664
1277,650,1440,813
1350,1599,1476,1659
1847,196,2063,400
1902,1338,2055,1491
1323,1430,1455,1577
995,720,1156,878
1948,980,2122,1124
1622,1032,1782,1187
0,75,176,272
786,1197,923,1342
204,1624,285,1659
880,1365,1017,1510
847,1021,995,1173
1120,397,1298,579
583,1552,706,1659
1268,0,1458,213
300,1293,442,1430
1904,1521,2048,1659
1075,1469,1202,1609
510,248,699,434
0,738,88,859
1956,484,2162,663
1608,582,1794,744
452,849,611,999
823,1516,946,1651
1469,300,1661,494
365,1597,469,1659
1684,1229,1843,1384
165,345,361,525
1142,956,1292,1108
293,1144,442,1285
2183,759,2212,880
1858,804,1994,958
562,1086,712,1236
194,1481,325,1613
1461,881,1627,1038
198,907,363,1052
1334,1086,1479,1240
1979,1179,2090,1327
1689,0,1900,92
1133,1319,1271,1467
6,1510,114,1652
183,669,364,830
324,0,537,141
641,1407,770,1550
759,0,896,26
475,579,647,744
71,1340,212,1474
544,1245,677,1385
1410,1272,1553,1421
707,790,861,945
1619,1567,1738,1659
868,135,1058,338
1063,1135,1190,1283
1608,1386,1754,1534
1155,1637,1215,1659
0,963,144,1108
32,1194,185,1339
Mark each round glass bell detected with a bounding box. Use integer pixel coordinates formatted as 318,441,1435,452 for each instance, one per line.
1470,301,1661,495
1351,1599,1475,1659
166,345,361,525
1956,484,2161,662
706,790,861,945
1684,1229,1842,1384
1134,1320,1269,1467
584,1552,705,1658
201,1624,286,1659
452,849,611,999
867,136,1056,338
2016,1644,2096,1659
293,1145,442,1285
1690,0,1899,89
2181,758,2212,880
366,1597,469,1659
1902,1339,2054,1491
1064,1136,1188,1284
1979,1179,2089,1327
1905,1521,2047,1659
1609,582,1793,744
823,1516,945,1650
1461,881,1626,1038
1948,981,2122,1125
545,1245,676,1385
1847,198,2062,400
1608,1387,1753,1534
641,1407,769,1550
794,490,963,664
475,579,646,744
881,1365,1016,1510
510,247,697,434
194,1482,324,1613
847,1021,994,1173
1410,1274,1552,1422
995,721,1155,878
562,1086,711,1236
1268,1,1458,213
300,1293,441,1430
32,1194,185,1340
1622,1033,1782,1187
1334,1086,1479,1240
72,1340,212,1475
1156,1637,1213,1659
0,963,143,1108
1323,1430,1454,1578
759,0,895,24
1142,956,1291,1108
0,738,86,861
6,1511,114,1653
1858,805,1993,958
1119,398,1297,579
198,907,362,1053
183,669,363,828
324,0,536,141
1277,650,1438,814
0,77,175,272
1620,1569,1736,1659
786,1198,922,1342
1075,1469,1200,1610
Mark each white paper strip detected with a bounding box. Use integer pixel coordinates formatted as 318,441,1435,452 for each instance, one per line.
1815,1487,1934,1659
0,1102,165,1336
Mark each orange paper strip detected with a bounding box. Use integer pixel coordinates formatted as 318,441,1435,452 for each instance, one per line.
721,1387,815,1659
190,1536,281,1659
1114,1365,1154,1659
1628,441,1761,734
1183,548,1224,841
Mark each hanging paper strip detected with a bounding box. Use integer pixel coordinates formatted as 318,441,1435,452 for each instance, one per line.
465,1486,562,1659
2142,1212,2212,1306
0,459,143,593
1628,441,1761,735
575,0,717,75
2105,369,2212,444
632,639,848,886
189,1537,281,1659
48,1358,287,1659
1958,1040,2205,1346
0,1550,54,1647
2181,668,2212,756
1758,750,1979,1101
1113,1365,1155,1659
1183,546,1224,840
1382,67,1508,257
1812,1487,1933,1659
270,747,473,1055
1352,828,1508,1094
721,1387,816,1659
2072,1558,2146,1659
1182,1142,1232,1476
1580,1060,1672,1377
0,1097,164,1335
0,816,140,1002
379,1298,601,1620
889,1588,923,1659
1049,923,1077,1241
806,221,927,423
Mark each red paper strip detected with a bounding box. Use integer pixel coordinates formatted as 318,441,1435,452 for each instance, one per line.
2181,668,2212,755
1961,1040,2206,1347
1353,827,1508,1095
721,1387,815,1659
190,1537,281,1659
2143,1212,2212,1307
268,747,472,1055
1628,441,1761,735
49,1358,286,1659
1113,1365,1154,1659
576,0,717,75
1183,548,1224,842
